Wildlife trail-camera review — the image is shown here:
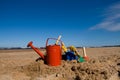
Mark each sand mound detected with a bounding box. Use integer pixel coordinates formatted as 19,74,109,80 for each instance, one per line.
15,55,120,80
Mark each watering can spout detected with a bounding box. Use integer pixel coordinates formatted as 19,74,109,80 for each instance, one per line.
27,41,45,59
27,41,33,47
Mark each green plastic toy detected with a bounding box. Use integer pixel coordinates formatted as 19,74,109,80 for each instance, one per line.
77,55,85,62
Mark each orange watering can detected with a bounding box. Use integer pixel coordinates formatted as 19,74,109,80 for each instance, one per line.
27,37,62,66
46,38,62,66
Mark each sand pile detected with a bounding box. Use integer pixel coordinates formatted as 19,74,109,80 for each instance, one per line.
16,54,120,80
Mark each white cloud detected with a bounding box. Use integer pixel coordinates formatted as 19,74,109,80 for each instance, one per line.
90,2,120,32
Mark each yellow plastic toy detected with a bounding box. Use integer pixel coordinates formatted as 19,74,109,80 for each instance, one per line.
61,42,67,53
69,46,79,56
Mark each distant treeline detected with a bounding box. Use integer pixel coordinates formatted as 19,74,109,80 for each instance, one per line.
88,45,120,48
0,47,28,50
101,45,120,47
0,47,45,50
0,45,120,50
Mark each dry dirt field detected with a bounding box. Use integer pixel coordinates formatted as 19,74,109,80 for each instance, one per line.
0,47,120,80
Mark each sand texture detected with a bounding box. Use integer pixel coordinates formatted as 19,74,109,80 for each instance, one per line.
0,47,120,80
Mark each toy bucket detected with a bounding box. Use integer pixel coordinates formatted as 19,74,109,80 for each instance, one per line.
46,38,62,66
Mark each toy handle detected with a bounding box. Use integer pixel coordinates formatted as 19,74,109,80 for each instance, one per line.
46,38,62,47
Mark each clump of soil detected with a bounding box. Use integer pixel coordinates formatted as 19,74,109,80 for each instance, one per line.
18,55,120,80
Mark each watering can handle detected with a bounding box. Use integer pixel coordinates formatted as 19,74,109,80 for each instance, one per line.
46,38,62,47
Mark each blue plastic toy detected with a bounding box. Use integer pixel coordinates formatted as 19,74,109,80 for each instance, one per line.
66,51,78,60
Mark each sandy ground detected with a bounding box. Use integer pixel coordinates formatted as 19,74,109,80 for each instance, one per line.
0,47,120,80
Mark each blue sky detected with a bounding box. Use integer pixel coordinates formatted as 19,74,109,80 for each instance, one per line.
0,0,120,48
